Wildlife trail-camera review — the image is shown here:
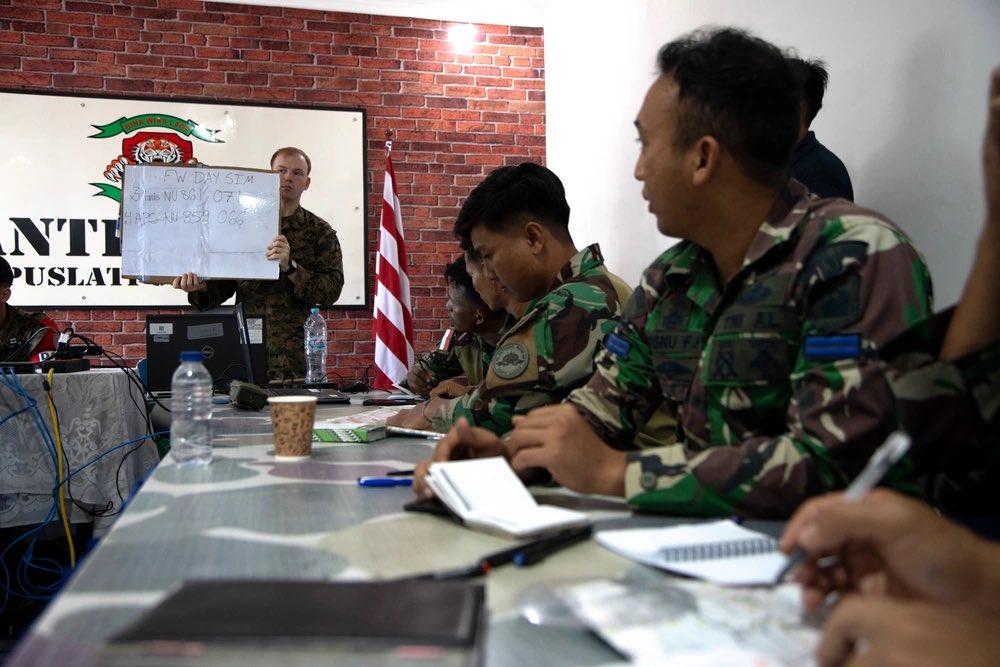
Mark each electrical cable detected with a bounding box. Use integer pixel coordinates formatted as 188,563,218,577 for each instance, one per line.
44,369,76,568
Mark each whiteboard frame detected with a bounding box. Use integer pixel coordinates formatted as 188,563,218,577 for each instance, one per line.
0,89,369,309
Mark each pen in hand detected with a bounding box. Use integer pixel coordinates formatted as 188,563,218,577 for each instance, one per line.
775,431,912,583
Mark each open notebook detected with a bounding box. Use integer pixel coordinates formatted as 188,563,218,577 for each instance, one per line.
595,520,789,586
426,457,590,539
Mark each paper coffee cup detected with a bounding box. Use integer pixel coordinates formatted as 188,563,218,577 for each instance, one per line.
268,395,318,460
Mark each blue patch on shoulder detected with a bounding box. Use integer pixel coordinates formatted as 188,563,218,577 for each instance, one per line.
803,334,862,360
605,333,631,358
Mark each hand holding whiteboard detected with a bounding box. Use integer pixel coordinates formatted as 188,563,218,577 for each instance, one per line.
120,164,280,283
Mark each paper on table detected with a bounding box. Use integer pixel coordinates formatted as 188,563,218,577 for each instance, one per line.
595,520,788,586
426,457,591,538
555,577,818,666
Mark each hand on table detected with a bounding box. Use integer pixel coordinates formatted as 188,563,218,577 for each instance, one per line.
413,418,506,498
505,404,626,496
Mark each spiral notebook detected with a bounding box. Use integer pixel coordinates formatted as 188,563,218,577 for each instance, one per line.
595,520,788,586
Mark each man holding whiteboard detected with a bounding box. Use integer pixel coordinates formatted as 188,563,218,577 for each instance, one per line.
172,147,344,381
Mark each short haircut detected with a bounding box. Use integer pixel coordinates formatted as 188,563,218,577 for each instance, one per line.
270,147,312,175
444,255,487,309
656,27,800,186
0,256,13,287
453,162,572,245
787,56,829,126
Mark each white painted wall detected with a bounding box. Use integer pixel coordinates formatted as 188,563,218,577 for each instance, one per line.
545,0,1000,306
224,0,1000,306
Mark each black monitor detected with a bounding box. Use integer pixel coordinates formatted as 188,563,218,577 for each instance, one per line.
145,310,267,393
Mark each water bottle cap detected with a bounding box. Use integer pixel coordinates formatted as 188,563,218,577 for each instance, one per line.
179,350,204,362
310,307,320,314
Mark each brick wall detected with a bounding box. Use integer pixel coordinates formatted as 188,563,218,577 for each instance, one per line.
0,0,546,383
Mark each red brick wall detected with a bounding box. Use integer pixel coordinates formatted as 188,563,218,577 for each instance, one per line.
0,0,545,384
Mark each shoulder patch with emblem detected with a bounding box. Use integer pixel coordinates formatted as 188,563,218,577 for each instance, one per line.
492,341,530,379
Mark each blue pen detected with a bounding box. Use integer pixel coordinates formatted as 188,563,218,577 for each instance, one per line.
357,476,413,487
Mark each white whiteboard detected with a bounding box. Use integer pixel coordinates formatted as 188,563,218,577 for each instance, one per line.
121,165,280,281
0,90,367,307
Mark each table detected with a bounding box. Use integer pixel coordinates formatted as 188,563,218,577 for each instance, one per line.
7,401,786,666
0,368,160,533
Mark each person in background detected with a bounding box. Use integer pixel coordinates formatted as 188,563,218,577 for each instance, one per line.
780,490,1000,666
788,57,855,200
415,28,933,518
172,147,344,381
400,256,508,398
0,257,58,363
389,162,632,434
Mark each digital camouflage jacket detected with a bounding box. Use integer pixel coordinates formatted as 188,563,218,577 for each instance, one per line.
567,181,933,518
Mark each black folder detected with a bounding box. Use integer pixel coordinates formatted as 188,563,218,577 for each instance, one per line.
101,579,486,666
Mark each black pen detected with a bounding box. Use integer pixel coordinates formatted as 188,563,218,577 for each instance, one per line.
409,562,486,581
386,469,415,477
512,526,593,567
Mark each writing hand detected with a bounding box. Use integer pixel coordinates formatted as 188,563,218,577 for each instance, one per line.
779,489,996,614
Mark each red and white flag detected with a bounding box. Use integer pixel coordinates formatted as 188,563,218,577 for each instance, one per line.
373,143,414,390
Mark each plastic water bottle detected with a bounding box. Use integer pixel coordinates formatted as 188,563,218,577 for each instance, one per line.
304,307,327,385
170,350,213,466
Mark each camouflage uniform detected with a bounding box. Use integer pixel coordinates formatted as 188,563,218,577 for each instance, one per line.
566,181,933,518
190,206,344,381
435,244,630,435
418,331,496,387
0,304,54,362
880,309,1000,515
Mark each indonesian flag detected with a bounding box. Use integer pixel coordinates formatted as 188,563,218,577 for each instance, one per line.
373,144,414,390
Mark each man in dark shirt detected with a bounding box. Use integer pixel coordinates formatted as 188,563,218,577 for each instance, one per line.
0,257,58,362
788,57,855,200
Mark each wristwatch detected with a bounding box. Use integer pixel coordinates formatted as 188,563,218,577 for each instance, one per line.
282,259,298,277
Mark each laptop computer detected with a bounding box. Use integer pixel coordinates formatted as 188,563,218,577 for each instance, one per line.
146,311,266,393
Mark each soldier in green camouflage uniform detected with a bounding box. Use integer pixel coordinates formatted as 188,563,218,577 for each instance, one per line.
567,183,932,517
434,242,631,435
174,148,344,381
403,256,507,394
876,311,1000,515
0,257,57,362
426,29,932,518
392,163,632,436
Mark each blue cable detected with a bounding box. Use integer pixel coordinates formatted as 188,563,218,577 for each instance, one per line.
0,381,168,616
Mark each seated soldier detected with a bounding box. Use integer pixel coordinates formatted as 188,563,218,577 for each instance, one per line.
415,29,933,518
0,257,58,363
401,256,508,397
388,162,632,434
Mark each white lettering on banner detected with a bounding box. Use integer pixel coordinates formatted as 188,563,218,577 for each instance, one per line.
0,90,367,307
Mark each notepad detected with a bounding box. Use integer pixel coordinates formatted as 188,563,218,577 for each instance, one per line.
595,520,788,586
426,457,591,539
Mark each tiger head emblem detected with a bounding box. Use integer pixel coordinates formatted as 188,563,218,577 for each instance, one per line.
132,136,184,163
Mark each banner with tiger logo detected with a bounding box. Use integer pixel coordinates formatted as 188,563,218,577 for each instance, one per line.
0,91,367,307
